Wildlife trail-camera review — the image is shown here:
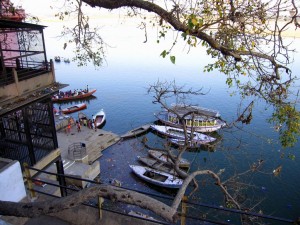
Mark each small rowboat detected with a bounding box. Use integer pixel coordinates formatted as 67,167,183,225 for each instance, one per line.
78,112,89,126
93,109,106,128
121,124,151,139
61,103,87,114
52,89,97,102
148,149,190,169
150,125,216,144
168,138,202,149
129,165,183,189
137,156,177,174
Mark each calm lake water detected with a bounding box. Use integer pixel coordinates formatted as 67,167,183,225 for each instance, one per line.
50,22,300,223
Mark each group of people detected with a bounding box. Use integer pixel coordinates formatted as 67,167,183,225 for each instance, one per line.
79,117,97,131
54,85,89,99
64,116,97,134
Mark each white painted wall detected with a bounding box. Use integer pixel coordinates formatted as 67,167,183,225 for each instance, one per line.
0,158,27,202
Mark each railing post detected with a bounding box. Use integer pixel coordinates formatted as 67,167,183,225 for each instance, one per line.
12,67,20,95
23,162,36,200
56,159,67,197
181,195,188,225
98,196,104,220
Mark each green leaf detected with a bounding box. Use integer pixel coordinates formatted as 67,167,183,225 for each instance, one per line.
160,50,167,58
170,55,176,64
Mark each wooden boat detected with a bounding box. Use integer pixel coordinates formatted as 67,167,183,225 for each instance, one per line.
61,103,86,114
155,104,226,133
64,58,70,63
148,149,190,168
52,89,97,102
54,56,61,62
168,138,202,149
129,165,183,189
78,112,89,126
93,109,106,128
121,124,151,139
150,125,216,144
138,156,177,174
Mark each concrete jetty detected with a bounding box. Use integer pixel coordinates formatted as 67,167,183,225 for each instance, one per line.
56,122,121,164
34,119,121,192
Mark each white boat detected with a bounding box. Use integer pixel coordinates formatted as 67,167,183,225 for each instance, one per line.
150,125,216,144
93,109,106,128
61,103,87,114
121,124,151,139
148,149,190,169
155,104,226,133
129,165,183,189
168,138,202,149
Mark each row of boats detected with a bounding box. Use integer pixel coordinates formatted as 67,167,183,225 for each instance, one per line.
53,88,106,128
127,104,226,189
51,87,225,189
54,56,70,63
130,150,190,189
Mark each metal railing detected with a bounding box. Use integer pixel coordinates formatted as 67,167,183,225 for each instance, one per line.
22,164,298,225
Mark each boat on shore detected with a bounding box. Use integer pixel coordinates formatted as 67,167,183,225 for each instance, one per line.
150,125,216,144
52,89,97,102
148,149,190,169
129,165,183,189
93,109,106,128
61,103,87,114
155,104,226,133
121,124,151,139
78,112,89,126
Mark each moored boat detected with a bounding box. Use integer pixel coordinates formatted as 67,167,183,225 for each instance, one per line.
121,124,151,139
150,125,216,144
54,56,61,62
137,156,178,174
129,165,183,189
148,149,190,169
64,58,70,63
61,103,86,114
155,104,226,133
93,109,106,128
52,89,97,102
172,103,221,117
168,138,202,149
78,112,89,126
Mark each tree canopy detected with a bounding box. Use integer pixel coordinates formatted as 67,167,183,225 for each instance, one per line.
52,0,300,147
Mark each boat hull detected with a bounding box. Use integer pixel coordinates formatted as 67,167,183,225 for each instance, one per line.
150,125,216,144
156,111,225,133
61,103,86,114
52,89,96,102
121,124,151,138
148,149,190,169
93,109,106,128
138,156,177,174
129,165,183,189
